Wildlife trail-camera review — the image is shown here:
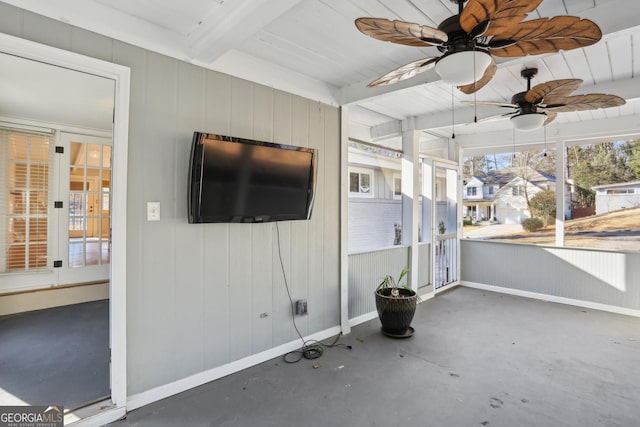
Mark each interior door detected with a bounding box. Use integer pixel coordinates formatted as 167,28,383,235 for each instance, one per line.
58,133,111,285
0,127,58,292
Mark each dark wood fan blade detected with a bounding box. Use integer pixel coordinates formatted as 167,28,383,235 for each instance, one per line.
462,0,543,36
368,57,438,87
489,16,602,57
355,18,447,47
543,111,557,125
525,79,583,103
457,56,497,94
461,100,518,108
542,94,626,112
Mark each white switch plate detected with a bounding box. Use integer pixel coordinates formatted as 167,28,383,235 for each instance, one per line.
147,202,160,221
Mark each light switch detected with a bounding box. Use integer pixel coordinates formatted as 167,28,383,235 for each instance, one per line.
147,202,160,221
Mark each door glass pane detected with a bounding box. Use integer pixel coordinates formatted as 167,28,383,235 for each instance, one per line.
102,146,112,168
87,144,101,167
68,140,111,268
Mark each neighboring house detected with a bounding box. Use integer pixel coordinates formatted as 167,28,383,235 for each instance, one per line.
348,146,402,253
463,167,556,224
592,180,640,215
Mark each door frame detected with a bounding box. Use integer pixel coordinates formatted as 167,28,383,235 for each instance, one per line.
432,159,461,292
0,32,130,419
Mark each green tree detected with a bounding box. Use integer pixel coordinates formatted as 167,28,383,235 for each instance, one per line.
529,189,556,227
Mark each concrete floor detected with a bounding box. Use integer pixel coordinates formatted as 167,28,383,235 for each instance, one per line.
0,300,109,410
111,287,640,427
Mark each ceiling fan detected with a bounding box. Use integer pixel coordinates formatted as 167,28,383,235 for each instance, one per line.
355,0,602,93
466,67,626,131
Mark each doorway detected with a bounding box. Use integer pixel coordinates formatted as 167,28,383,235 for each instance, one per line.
432,162,460,291
0,32,129,421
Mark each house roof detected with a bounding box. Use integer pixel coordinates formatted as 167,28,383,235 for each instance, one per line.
470,167,556,187
592,180,640,190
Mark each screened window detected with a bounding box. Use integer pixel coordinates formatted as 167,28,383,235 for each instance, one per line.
467,187,477,196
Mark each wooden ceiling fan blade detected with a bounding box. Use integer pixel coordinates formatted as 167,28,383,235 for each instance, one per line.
489,16,602,57
461,0,542,36
543,111,558,125
355,18,447,47
457,56,497,94
526,79,583,103
542,94,626,112
368,57,438,87
461,100,517,108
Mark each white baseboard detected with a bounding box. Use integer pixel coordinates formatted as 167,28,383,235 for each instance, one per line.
348,311,377,328
126,325,342,412
461,281,640,318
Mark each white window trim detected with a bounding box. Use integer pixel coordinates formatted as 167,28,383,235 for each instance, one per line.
349,166,374,198
392,174,402,200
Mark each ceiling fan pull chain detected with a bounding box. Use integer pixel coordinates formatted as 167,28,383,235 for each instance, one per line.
543,125,548,157
512,128,517,163
451,86,456,139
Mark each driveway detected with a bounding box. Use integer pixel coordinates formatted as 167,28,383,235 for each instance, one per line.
463,223,523,239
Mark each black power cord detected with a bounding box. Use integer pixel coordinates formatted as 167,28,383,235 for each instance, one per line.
274,223,351,363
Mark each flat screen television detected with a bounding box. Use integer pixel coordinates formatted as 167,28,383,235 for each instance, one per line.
188,132,317,223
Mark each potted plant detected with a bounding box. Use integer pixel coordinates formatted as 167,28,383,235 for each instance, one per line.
375,267,418,338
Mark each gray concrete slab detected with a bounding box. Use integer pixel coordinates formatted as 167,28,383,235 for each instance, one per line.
111,287,640,427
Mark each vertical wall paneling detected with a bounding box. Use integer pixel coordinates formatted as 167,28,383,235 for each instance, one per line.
1,2,342,397
251,84,274,353
322,104,341,328
251,223,274,353
70,26,113,62
307,100,326,335
272,221,294,344
138,52,179,391
290,96,310,336
202,225,230,370
21,11,72,51
271,93,294,345
202,71,232,370
228,223,253,360
230,79,254,139
461,240,640,311
172,61,206,379
348,246,410,319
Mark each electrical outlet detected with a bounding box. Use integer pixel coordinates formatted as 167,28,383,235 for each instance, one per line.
295,300,308,316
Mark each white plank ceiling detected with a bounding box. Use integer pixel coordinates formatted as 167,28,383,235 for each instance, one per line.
5,0,640,153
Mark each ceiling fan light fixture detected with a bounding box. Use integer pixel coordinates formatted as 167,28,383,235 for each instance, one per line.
510,113,546,131
435,50,491,85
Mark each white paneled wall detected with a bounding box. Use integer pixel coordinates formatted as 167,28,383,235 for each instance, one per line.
0,3,340,395
461,240,640,312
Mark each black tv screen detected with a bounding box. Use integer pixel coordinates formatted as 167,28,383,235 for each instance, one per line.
188,132,317,223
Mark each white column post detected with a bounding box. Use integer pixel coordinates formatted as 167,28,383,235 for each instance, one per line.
401,119,420,291
339,106,351,334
